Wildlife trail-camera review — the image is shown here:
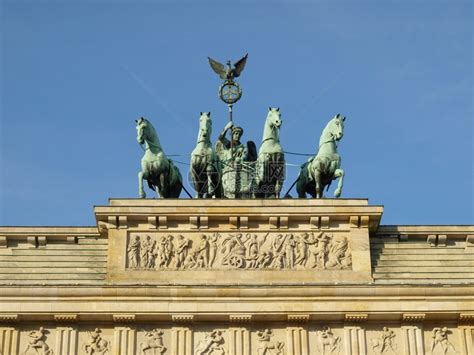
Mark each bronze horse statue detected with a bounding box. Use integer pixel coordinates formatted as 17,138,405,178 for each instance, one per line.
296,114,346,198
255,107,285,198
190,112,221,198
136,117,183,198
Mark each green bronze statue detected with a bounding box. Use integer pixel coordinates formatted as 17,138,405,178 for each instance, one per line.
296,113,346,198
216,121,252,162
254,107,285,198
215,120,257,198
190,112,221,198
136,117,183,198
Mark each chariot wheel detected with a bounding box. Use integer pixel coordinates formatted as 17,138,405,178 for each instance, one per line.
228,255,244,268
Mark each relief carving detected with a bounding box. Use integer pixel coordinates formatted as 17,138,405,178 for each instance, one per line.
256,329,284,355
141,235,157,269
316,326,341,354
140,329,166,354
175,235,192,269
371,327,397,354
127,236,141,268
195,330,225,355
431,327,456,354
23,327,53,355
126,232,351,271
83,328,109,355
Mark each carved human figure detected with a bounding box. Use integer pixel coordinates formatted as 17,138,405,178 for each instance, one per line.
195,330,226,355
183,251,198,269
256,329,284,355
157,236,173,268
164,235,174,266
83,328,109,355
271,234,286,269
284,234,296,269
140,329,166,354
257,251,273,269
294,233,311,266
23,327,53,355
316,326,341,354
208,233,219,268
371,327,397,354
195,235,210,268
141,235,156,269
309,234,329,269
431,327,455,354
127,236,141,268
175,235,191,269
326,236,351,268
245,234,260,268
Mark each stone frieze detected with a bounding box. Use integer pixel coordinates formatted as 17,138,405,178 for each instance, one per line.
125,232,352,271
6,324,467,355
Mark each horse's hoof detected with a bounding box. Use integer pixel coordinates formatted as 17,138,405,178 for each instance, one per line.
139,192,146,199
334,189,341,198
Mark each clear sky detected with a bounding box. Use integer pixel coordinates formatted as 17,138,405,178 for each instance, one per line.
1,0,472,226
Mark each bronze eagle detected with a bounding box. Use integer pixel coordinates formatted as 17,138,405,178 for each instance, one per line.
208,54,248,81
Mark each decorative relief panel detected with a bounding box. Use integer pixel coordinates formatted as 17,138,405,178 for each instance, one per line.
139,328,166,354
255,329,284,355
126,232,352,271
370,327,397,354
430,327,456,355
82,328,110,354
23,327,53,355
195,329,227,354
315,326,341,354
1,323,468,355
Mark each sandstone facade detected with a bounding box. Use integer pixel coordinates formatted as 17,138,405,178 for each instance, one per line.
0,199,472,354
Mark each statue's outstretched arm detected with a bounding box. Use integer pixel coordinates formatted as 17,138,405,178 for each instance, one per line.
219,122,233,139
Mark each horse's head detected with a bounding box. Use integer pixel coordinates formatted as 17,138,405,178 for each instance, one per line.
326,113,345,142
136,117,149,145
266,107,282,129
136,117,161,151
197,112,212,143
262,107,283,144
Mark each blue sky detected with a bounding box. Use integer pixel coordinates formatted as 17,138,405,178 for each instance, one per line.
1,0,472,226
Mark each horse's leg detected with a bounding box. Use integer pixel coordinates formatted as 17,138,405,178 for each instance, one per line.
191,166,201,198
206,163,214,198
160,166,171,198
274,156,283,198
275,176,282,199
333,168,344,198
138,171,146,198
314,169,322,198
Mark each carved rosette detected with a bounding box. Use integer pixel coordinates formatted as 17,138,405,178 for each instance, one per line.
125,232,352,271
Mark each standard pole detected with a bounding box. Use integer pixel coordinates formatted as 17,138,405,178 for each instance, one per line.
228,104,234,159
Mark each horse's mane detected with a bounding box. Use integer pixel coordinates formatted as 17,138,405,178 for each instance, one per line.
319,116,339,148
142,119,163,151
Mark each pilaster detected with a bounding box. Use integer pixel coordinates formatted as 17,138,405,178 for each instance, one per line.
228,327,250,355
55,327,77,355
171,327,193,355
0,327,19,355
286,326,309,355
402,314,425,355
343,326,366,355
113,326,136,355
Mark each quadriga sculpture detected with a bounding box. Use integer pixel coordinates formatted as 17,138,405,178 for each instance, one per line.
136,117,183,198
255,107,285,198
296,113,346,198
190,112,221,198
